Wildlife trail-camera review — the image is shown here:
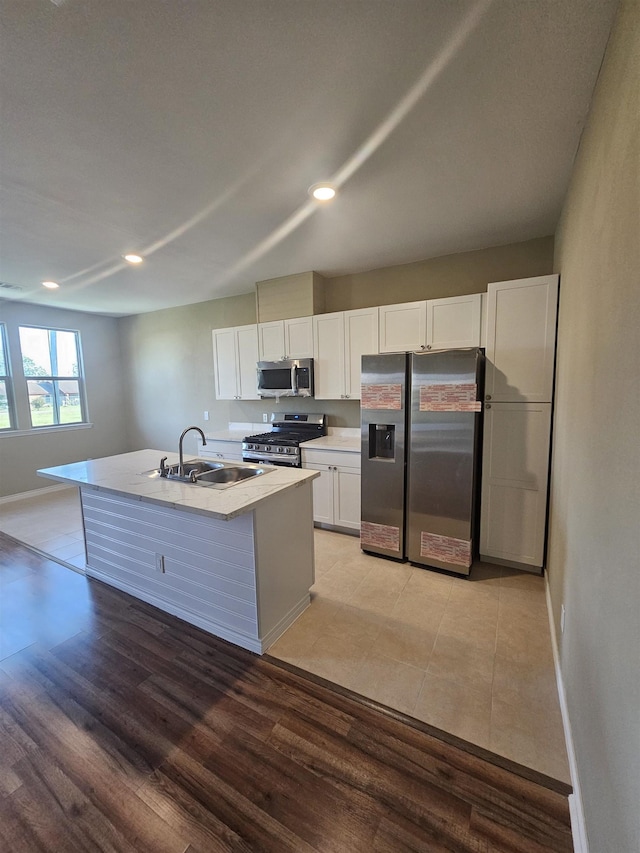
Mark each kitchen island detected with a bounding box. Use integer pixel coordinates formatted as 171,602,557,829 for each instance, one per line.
38,450,318,653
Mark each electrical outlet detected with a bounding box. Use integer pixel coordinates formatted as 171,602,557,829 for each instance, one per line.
262,413,268,422
204,411,209,421
560,604,566,633
155,554,165,573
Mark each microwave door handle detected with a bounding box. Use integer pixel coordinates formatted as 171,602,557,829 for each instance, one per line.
291,364,296,393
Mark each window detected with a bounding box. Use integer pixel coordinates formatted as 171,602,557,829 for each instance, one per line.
18,326,87,427
0,324,15,430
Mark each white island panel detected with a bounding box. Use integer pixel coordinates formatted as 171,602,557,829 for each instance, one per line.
38,449,318,654
82,489,262,647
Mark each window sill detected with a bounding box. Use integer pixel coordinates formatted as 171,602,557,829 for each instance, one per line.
0,423,94,438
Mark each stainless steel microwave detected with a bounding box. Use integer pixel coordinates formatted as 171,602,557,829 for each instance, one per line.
256,358,314,398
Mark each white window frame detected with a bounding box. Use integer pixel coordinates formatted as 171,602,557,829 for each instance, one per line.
18,324,89,429
0,323,16,431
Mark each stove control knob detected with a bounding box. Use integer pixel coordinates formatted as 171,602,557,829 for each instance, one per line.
277,446,284,453
246,443,253,450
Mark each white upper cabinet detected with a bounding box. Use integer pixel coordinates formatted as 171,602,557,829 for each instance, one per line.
313,308,378,399
344,307,379,398
484,274,559,402
313,312,346,400
212,324,259,400
426,294,482,350
212,328,238,400
257,316,313,361
285,316,314,359
235,325,260,399
379,295,482,353
257,322,284,362
378,301,426,352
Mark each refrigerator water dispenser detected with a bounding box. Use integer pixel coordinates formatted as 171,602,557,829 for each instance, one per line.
369,424,395,459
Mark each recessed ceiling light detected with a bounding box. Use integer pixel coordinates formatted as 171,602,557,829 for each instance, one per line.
123,253,144,264
42,280,59,289
309,183,336,201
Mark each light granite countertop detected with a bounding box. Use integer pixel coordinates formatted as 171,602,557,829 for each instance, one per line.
303,435,360,452
38,449,318,521
303,428,361,453
202,425,361,452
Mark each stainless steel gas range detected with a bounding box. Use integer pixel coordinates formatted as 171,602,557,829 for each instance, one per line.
242,413,327,467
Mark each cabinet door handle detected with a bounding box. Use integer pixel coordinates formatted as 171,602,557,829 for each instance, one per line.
485,394,492,400
486,403,492,409
426,344,432,350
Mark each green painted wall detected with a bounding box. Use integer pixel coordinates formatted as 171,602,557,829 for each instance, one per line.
548,3,640,850
324,236,554,312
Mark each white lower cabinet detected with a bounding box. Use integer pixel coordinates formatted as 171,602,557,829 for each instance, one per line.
302,448,361,531
480,402,552,570
308,466,333,525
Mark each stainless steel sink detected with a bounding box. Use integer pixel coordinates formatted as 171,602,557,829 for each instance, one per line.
164,459,224,478
197,466,267,484
142,458,273,489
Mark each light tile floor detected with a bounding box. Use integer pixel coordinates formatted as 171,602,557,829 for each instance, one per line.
0,489,570,783
0,487,86,569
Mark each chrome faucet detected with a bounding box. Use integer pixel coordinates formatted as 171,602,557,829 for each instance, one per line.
178,426,207,476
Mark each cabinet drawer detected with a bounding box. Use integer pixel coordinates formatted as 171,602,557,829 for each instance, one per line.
302,449,361,470
199,440,243,460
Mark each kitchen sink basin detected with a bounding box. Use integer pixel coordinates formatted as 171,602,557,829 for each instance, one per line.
196,466,266,484
164,459,224,478
142,458,273,489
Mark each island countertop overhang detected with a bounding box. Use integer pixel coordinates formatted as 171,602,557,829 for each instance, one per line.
38,449,319,521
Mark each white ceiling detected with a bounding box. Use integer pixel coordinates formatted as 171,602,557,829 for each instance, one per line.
0,0,617,317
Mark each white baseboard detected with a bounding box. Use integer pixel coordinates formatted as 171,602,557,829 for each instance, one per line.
0,483,74,505
544,576,589,853
261,594,311,651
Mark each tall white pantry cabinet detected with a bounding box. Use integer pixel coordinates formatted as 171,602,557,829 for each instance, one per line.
480,274,559,571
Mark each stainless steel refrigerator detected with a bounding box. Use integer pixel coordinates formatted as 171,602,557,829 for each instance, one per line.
360,348,484,576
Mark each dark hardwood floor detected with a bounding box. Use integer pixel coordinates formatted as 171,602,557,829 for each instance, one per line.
0,532,573,852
